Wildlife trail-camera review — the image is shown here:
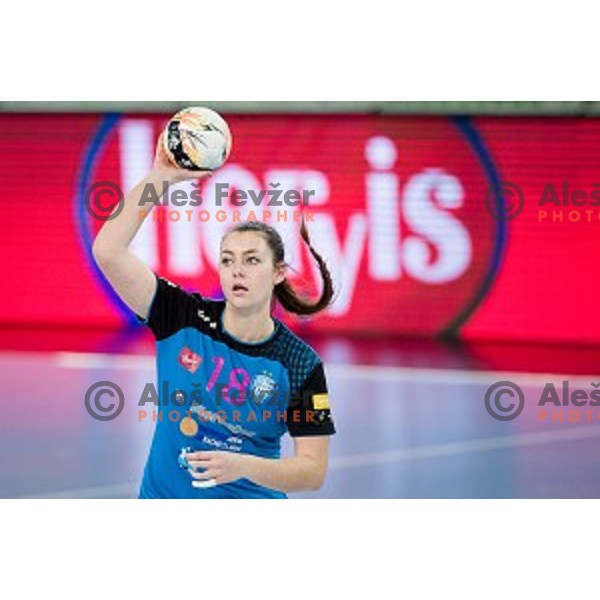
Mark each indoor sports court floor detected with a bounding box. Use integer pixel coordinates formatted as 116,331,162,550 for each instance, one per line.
2,329,600,499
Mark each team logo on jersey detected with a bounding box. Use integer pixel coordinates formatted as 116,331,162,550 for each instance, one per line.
178,347,202,374
180,416,199,437
251,372,278,405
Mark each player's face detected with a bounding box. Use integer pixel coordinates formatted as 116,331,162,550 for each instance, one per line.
219,232,285,309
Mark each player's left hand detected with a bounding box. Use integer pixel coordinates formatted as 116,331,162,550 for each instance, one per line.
185,451,252,486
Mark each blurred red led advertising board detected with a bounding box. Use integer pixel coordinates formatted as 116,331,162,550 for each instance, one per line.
0,113,598,344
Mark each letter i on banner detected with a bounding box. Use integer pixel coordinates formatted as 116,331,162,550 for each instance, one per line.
365,136,401,280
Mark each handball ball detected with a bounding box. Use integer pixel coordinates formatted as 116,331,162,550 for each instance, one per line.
163,107,232,171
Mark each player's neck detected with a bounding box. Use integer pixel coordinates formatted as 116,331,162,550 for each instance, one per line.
222,304,275,343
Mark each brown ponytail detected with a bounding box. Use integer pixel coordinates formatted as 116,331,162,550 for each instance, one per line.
223,217,335,316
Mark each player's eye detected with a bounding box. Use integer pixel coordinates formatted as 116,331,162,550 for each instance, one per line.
221,257,233,266
246,256,260,265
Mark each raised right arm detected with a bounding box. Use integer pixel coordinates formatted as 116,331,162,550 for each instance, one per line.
92,134,211,320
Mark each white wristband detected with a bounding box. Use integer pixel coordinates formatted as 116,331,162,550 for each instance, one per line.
192,479,218,489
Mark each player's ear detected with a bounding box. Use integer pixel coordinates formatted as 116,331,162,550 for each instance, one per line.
274,262,286,286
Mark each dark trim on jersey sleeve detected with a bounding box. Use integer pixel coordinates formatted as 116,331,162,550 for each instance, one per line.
287,362,336,438
135,274,205,341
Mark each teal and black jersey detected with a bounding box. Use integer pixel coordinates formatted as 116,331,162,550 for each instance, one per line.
136,275,336,499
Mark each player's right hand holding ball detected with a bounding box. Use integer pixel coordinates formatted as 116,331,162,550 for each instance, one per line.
152,132,213,183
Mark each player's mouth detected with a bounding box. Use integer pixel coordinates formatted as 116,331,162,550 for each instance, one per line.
232,284,249,296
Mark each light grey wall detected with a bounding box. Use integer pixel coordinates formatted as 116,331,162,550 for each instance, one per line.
0,101,598,115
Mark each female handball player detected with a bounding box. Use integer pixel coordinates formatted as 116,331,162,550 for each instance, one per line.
92,134,336,499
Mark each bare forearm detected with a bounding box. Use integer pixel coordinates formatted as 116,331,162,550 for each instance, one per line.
243,454,327,493
92,172,177,256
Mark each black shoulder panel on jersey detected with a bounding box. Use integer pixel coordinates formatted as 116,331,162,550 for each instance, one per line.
136,275,221,341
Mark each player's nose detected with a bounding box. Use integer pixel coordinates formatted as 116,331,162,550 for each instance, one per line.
233,264,246,278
